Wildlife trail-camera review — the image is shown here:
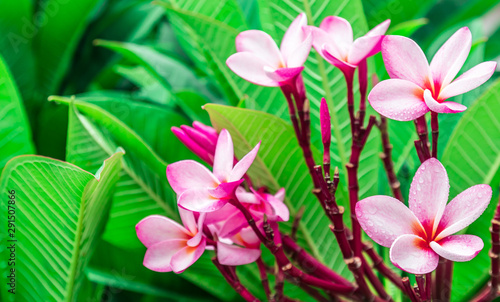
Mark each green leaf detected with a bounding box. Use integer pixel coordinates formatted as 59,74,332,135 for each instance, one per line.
362,0,434,28
34,0,102,95
0,150,124,302
0,53,35,169
205,104,349,276
441,79,500,302
54,96,252,300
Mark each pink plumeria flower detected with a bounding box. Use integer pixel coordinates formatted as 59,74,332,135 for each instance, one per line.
167,129,260,212
369,27,497,121
226,13,312,87
356,158,492,274
310,17,390,76
136,209,206,273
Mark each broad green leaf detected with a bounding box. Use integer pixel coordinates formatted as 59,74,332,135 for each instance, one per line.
441,79,500,301
0,150,124,302
205,104,349,276
34,0,102,95
51,96,179,248
55,97,255,300
0,53,35,169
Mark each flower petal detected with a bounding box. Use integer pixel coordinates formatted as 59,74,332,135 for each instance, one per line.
265,66,304,83
423,89,467,113
143,239,187,272
209,180,244,199
218,211,248,238
319,16,353,55
213,129,234,182
226,52,279,87
439,61,497,100
281,13,310,67
382,35,431,88
430,235,483,262
236,187,260,204
236,30,283,68
217,242,261,266
136,215,190,248
356,195,424,247
366,19,390,37
430,27,472,88
229,142,260,182
368,79,428,121
178,188,227,212
167,160,219,195
390,234,439,274
409,158,449,235
171,238,206,273
322,45,356,75
436,184,492,240
179,208,197,235
267,194,290,222
348,35,384,65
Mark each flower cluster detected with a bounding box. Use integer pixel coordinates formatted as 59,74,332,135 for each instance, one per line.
137,125,289,272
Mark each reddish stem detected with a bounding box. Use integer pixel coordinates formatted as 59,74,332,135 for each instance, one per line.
414,115,431,161
402,277,420,302
212,257,260,302
229,198,357,297
431,112,439,158
282,235,353,287
358,60,368,126
363,242,404,291
256,257,271,299
377,116,404,202
362,255,392,301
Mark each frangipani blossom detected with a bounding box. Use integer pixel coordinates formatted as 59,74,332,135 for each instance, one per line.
136,209,206,273
226,13,312,87
310,17,390,76
356,158,492,274
167,129,260,212
369,27,497,121
171,122,219,165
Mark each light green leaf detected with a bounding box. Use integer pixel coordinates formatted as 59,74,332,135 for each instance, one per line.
0,53,35,169
0,150,124,302
205,104,349,276
441,79,500,302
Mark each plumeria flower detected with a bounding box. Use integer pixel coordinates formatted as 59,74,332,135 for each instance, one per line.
356,158,492,274
310,17,390,76
369,27,497,121
167,129,260,212
226,13,312,87
136,209,206,273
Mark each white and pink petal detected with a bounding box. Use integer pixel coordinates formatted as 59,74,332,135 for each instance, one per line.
356,195,424,247
430,235,483,262
166,160,219,195
368,79,428,121
136,215,190,248
217,242,261,266
390,234,439,274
